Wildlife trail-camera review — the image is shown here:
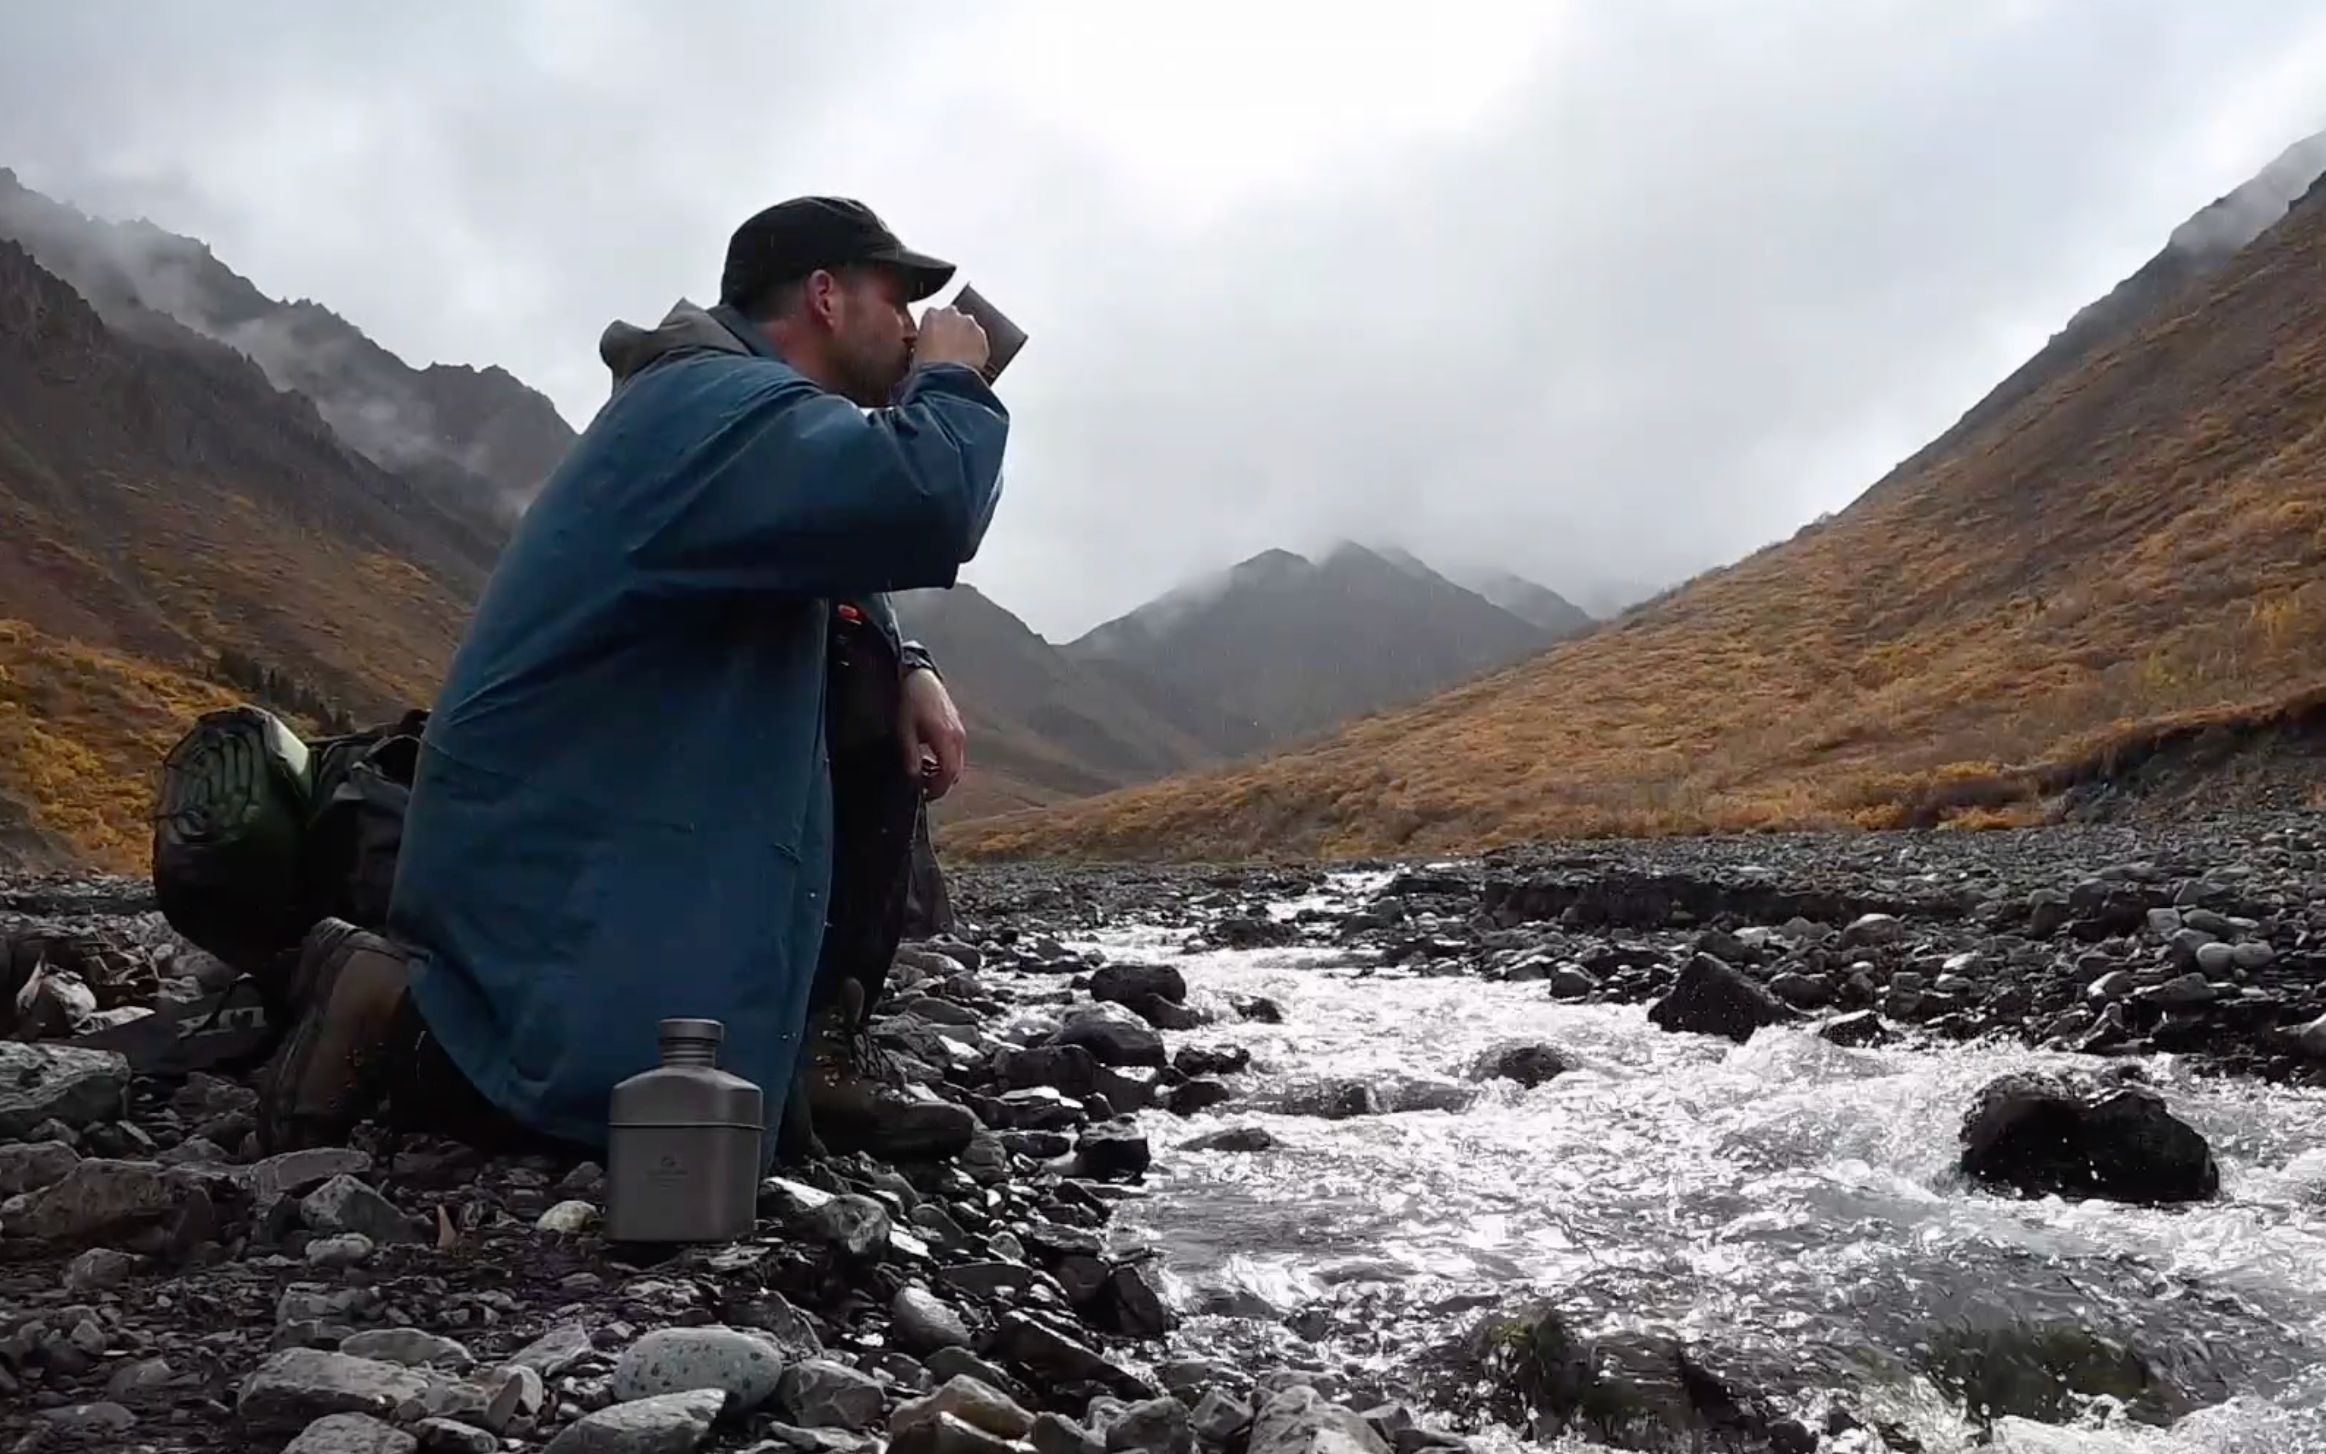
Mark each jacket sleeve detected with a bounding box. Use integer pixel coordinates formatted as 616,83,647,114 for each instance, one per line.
862,592,941,677
633,362,1008,599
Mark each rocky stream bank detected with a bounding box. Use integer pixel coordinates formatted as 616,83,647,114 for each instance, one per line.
5,814,2326,1452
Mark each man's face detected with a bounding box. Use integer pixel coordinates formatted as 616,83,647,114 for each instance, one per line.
823,266,917,406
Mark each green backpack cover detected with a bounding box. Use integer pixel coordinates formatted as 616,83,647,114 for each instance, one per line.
151,705,315,975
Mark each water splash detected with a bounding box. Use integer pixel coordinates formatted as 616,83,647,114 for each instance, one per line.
1039,879,2326,1449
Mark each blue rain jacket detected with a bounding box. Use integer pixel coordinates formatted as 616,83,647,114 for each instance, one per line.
389,300,1007,1166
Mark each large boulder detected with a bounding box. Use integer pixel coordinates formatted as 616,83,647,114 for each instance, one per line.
1449,1304,1774,1451
1645,955,1793,1043
1959,1071,2218,1204
1053,1003,1167,1068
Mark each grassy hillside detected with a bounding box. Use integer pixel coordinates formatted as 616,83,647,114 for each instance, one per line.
956,174,2326,862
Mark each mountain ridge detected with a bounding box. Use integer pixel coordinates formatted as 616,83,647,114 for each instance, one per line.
955,134,2326,862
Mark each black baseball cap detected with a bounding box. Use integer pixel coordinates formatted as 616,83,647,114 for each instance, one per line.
719,196,955,307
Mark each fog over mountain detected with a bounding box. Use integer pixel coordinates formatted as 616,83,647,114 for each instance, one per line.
2,3,2323,636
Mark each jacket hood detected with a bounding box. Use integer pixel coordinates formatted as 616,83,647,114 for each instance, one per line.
597,299,753,386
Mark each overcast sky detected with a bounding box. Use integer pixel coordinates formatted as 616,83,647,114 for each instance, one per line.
5,2,2326,637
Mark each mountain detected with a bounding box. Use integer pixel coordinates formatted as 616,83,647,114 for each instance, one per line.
0,234,487,868
957,134,2326,862
0,169,573,520
890,583,1217,819
1063,542,1556,757
1461,568,1595,638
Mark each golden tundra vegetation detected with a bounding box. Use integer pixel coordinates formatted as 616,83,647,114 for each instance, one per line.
955,177,2326,861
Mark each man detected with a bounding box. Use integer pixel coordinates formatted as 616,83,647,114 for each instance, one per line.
255,197,1007,1170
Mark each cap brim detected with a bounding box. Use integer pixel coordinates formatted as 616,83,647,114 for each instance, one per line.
868,247,956,301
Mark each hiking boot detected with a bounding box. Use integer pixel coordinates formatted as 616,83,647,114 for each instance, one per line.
802,977,977,1161
256,919,412,1153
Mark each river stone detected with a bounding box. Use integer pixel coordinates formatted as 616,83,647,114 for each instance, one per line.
797,1194,892,1259
538,1198,601,1233
892,1375,1036,1440
1090,963,1188,1007
2086,971,2135,1002
0,1043,128,1137
1106,1397,1194,1454
2139,972,2217,1008
1175,1047,1252,1082
730,1292,828,1362
239,1349,439,1432
1099,1261,1177,1339
612,1325,788,1411
994,1313,1155,1399
1031,1414,1108,1454
1190,1391,1254,1446
749,1425,878,1454
542,1388,726,1454
1766,972,1832,1009
9,1157,176,1239
508,1319,597,1377
284,1413,419,1454
995,1045,1102,1097
37,1402,137,1433
1840,913,1905,948
302,1174,420,1244
1646,955,1792,1043
1165,1078,1234,1115
1959,1072,2218,1204
1182,1125,1277,1154
1816,1011,1889,1047
0,1139,80,1196
1247,1386,1389,1454
308,1233,377,1268
1077,1122,1152,1180
1471,1043,1568,1088
242,1147,374,1199
341,1329,476,1371
778,1358,884,1430
892,1411,1022,1454
64,1246,137,1291
894,1286,974,1352
415,1418,499,1454
1054,1003,1167,1067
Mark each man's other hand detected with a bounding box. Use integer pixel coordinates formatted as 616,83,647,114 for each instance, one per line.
913,306,990,376
902,668,967,800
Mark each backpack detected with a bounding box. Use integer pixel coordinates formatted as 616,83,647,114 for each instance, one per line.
150,705,317,975
299,709,429,933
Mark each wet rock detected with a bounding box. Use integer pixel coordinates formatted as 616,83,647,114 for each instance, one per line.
2086,971,2135,1002
1960,1071,2219,1204
748,1424,878,1454
1470,1043,1569,1088
1816,1010,1889,1047
1765,971,1832,1009
1076,1121,1152,1180
8,1156,176,1240
778,1358,885,1430
892,1375,1037,1440
996,1044,1102,1097
542,1388,726,1453
1247,1386,1389,1454
891,1411,1022,1454
1174,1045,1251,1078
1164,1078,1234,1116
893,1285,974,1352
106,1356,177,1399
1230,995,1286,1024
0,1042,129,1137
341,1328,476,1371
303,1173,421,1244
239,1348,440,1433
796,1193,893,1259
1181,1126,1277,1154
285,1413,419,1454
612,1325,789,1412
1107,1397,1195,1454
1646,955,1792,1043
1097,1261,1178,1339
1091,963,1189,1007
0,1138,82,1195
1055,1003,1168,1068
994,1312,1155,1399
1455,1305,1761,1450
1213,916,1299,950
2138,972,2217,1008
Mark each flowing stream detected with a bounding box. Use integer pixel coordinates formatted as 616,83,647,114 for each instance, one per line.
1038,873,2326,1451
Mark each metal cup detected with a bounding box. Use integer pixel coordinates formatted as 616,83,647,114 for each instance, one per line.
949,283,1028,382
